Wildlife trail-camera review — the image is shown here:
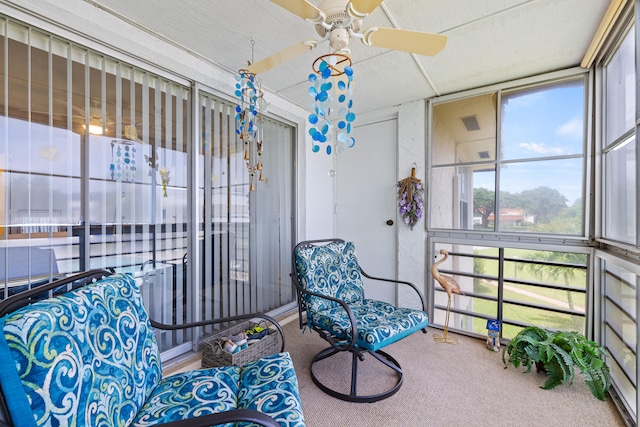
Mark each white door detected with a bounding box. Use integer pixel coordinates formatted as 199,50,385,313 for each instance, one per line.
336,118,397,303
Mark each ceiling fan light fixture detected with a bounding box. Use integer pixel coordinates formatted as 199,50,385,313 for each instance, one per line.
83,123,104,135
329,28,350,50
259,0,447,74
315,13,361,38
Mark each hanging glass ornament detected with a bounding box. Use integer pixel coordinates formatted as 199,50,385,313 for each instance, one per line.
109,139,136,183
308,53,356,155
235,68,266,191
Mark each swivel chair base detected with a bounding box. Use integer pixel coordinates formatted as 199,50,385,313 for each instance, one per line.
310,346,403,403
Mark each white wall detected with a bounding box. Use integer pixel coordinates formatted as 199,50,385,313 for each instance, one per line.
397,101,428,308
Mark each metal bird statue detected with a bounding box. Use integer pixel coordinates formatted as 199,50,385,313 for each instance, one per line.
431,249,464,344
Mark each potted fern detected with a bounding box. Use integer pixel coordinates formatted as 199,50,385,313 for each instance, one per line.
502,326,611,401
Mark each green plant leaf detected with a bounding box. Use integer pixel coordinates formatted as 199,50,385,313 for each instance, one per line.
547,342,574,385
541,359,565,390
502,326,610,401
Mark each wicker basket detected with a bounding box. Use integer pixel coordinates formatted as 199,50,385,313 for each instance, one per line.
200,321,279,368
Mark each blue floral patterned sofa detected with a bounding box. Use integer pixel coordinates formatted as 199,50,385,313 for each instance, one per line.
0,270,305,427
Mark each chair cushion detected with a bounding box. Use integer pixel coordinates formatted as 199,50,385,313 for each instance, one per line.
131,366,240,427
309,299,430,352
294,241,365,315
237,352,306,427
0,273,162,427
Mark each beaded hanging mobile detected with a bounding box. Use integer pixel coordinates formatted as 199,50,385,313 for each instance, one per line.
235,69,265,191
109,125,138,182
307,53,356,155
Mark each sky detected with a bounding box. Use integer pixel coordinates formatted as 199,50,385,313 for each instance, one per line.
474,80,585,205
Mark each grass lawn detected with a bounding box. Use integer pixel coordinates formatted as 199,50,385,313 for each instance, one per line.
446,247,587,338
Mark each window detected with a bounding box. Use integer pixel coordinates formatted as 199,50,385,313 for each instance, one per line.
431,93,497,231
0,19,193,352
599,254,638,421
430,76,586,236
603,28,636,244
597,19,638,423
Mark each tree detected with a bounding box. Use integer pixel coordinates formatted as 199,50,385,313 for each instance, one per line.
473,187,495,227
474,186,571,229
533,198,582,234
523,250,587,330
518,186,567,224
499,190,522,209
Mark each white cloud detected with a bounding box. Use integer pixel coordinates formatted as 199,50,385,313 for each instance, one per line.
556,118,583,139
504,91,544,108
519,141,564,155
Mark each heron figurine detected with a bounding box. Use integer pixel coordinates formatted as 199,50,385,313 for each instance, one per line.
431,249,464,344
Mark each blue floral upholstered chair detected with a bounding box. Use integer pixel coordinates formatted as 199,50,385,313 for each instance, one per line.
0,270,305,427
291,238,429,402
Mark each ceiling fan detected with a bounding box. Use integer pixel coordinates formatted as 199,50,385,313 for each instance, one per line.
24,99,145,139
24,100,113,127
247,0,448,75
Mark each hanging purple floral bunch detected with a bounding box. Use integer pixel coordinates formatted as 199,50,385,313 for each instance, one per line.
397,167,424,230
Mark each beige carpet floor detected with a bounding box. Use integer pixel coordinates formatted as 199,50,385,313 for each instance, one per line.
281,318,626,427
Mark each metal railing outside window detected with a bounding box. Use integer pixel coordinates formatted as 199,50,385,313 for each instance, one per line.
429,243,588,341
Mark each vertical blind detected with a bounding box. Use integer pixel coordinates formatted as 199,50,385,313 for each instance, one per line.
198,92,294,331
0,16,296,355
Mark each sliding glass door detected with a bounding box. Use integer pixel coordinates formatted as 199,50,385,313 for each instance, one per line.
0,16,296,356
198,92,294,330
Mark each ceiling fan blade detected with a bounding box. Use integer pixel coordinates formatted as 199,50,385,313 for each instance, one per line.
347,0,384,18
247,41,318,75
270,0,324,23
363,27,448,56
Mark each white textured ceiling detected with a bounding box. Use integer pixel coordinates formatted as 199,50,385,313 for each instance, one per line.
86,0,610,115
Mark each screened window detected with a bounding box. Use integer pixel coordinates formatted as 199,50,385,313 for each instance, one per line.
431,77,586,236
600,255,638,421
431,93,497,231
598,20,638,423
603,28,636,244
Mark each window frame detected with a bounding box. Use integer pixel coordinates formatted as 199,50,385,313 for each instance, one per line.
428,67,591,241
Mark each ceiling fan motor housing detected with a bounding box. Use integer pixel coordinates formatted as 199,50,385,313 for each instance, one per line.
315,0,362,50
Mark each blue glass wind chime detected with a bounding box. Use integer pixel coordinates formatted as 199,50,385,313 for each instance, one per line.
109,125,138,183
307,52,356,155
235,68,266,192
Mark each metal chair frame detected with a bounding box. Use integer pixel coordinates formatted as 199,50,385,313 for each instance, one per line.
291,238,428,403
